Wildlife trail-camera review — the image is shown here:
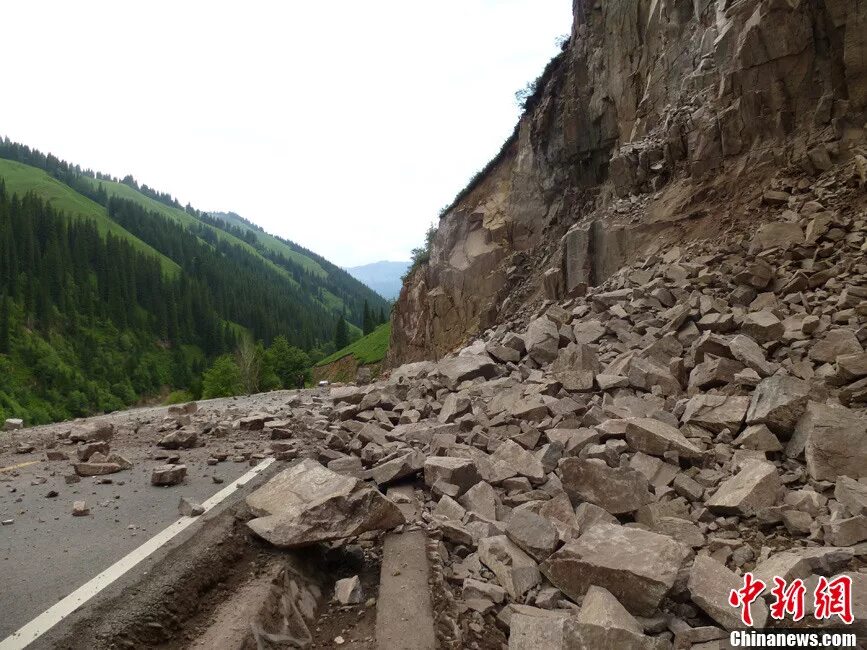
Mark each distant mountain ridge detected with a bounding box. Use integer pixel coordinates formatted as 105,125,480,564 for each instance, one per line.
346,261,410,300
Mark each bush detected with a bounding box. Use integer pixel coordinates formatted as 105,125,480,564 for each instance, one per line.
202,354,244,398
404,224,437,279
164,389,194,405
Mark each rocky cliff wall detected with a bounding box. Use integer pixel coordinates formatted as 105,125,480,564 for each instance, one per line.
389,0,867,365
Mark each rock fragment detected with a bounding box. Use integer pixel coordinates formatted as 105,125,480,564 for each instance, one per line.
245,459,404,548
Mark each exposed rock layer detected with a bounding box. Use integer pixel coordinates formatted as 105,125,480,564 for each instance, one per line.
390,0,867,365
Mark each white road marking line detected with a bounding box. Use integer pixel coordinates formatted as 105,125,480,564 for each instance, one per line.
0,457,276,650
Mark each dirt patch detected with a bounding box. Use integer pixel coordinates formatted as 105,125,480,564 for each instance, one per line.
313,356,381,384
37,493,385,650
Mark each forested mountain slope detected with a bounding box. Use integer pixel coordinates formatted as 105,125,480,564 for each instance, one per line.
0,138,389,424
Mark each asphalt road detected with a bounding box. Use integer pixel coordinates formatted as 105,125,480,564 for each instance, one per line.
0,447,258,639
0,388,312,641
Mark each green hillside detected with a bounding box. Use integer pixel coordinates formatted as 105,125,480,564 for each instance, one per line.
0,137,391,426
214,211,327,277
77,176,302,287
0,159,180,275
317,322,391,367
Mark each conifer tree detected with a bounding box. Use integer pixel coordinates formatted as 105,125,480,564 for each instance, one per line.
0,294,10,354
362,300,375,335
334,315,349,350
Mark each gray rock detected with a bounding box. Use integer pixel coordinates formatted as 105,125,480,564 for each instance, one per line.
541,523,686,616
76,441,109,461
505,509,559,561
793,402,867,481
809,328,863,364
334,575,363,605
435,355,497,388
746,375,810,434
732,424,782,452
688,555,769,630
729,335,778,377
459,481,498,520
3,418,23,431
825,515,867,546
682,394,749,434
836,352,867,382
491,440,545,484
151,464,187,486
508,611,572,650
568,586,668,650
157,428,198,450
550,343,599,391
69,421,114,443
625,418,701,459
741,311,784,343
706,460,781,515
372,450,425,485
752,547,854,585
179,497,205,517
74,462,122,477
560,458,655,514
524,317,561,365
835,476,867,516
424,456,482,494
439,393,471,423
246,459,404,548
478,535,541,599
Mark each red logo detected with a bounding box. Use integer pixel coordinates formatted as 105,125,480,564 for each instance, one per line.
729,573,855,626
729,572,766,626
814,575,854,625
769,577,806,622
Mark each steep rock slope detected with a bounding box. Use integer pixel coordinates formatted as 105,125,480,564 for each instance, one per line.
390,0,867,364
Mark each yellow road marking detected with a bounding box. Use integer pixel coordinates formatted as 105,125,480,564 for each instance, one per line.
0,460,38,473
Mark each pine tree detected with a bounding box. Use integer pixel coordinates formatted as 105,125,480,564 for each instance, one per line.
378,307,386,325
334,315,349,350
362,300,375,335
0,293,10,354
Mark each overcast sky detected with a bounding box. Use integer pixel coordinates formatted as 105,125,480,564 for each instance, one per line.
0,1,571,267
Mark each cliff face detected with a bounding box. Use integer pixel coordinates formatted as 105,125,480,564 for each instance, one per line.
389,0,867,365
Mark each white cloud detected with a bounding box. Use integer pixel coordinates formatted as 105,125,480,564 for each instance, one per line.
0,0,571,266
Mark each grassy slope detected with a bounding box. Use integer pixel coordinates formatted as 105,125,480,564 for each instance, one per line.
217,212,326,277
76,176,307,287
1,161,359,319
0,160,180,275
317,322,391,366
80,179,349,312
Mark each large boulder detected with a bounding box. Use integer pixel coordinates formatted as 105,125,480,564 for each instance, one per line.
372,450,426,485
808,328,863,364
491,440,546,484
157,428,198,450
625,418,701,459
567,586,669,650
745,375,810,434
789,402,867,481
688,555,769,630
435,355,497,388
682,394,750,433
524,317,561,365
246,459,405,548
424,456,482,494
69,421,114,443
540,523,686,616
550,343,599,391
560,458,655,514
478,535,541,599
706,460,781,515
